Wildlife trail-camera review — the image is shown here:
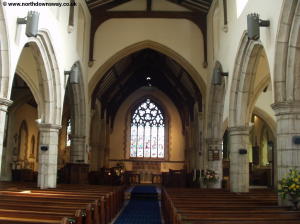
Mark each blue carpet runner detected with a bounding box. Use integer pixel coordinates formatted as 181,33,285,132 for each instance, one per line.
114,186,162,224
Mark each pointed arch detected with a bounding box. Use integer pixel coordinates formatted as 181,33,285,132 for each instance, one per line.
65,61,87,162
11,29,62,126
89,40,206,99
274,0,300,102
0,5,10,98
207,61,226,139
229,32,270,127
252,107,276,138
66,61,86,138
27,30,62,125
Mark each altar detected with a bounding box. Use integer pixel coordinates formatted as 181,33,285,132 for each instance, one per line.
132,161,161,184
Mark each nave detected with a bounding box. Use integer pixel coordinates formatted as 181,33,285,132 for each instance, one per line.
0,181,299,224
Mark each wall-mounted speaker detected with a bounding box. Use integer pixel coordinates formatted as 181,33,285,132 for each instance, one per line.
247,13,270,40
292,136,300,145
17,11,40,37
213,65,228,85
239,148,247,155
40,145,48,151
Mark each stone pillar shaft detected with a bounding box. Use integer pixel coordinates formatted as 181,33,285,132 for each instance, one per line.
272,102,300,187
0,98,13,180
207,138,223,188
37,123,61,189
229,126,249,192
70,135,85,163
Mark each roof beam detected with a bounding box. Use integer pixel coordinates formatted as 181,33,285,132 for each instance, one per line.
89,0,131,10
166,0,208,13
182,1,209,13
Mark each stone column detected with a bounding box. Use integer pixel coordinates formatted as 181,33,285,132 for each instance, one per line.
229,126,249,192
64,135,89,184
37,123,61,189
272,102,300,191
206,138,223,188
195,112,205,170
0,98,13,180
70,135,85,163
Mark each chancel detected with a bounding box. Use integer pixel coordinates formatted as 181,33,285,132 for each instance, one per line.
0,0,299,223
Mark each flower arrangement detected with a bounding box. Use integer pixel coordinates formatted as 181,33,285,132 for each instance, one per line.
114,163,125,176
278,169,300,200
202,169,219,184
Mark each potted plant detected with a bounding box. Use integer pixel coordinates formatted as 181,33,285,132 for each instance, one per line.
202,169,219,188
278,169,300,210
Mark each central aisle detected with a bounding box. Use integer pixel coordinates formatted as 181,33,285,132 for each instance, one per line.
114,185,162,224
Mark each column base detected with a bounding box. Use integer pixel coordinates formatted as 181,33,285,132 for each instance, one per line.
61,163,89,184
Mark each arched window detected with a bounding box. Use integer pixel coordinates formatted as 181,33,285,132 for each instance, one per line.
130,98,165,158
66,118,72,147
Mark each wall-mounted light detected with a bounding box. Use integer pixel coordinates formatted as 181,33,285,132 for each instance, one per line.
247,13,270,40
213,67,228,85
65,64,80,84
17,11,40,37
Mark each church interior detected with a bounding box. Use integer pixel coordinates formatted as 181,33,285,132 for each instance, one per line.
0,0,300,223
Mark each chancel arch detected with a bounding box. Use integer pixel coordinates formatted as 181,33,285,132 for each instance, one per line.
90,45,204,184
89,40,206,99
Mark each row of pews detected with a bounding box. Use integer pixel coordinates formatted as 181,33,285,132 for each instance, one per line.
162,188,300,224
0,181,124,224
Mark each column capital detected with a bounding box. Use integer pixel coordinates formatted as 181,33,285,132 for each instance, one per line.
37,123,61,132
228,126,249,136
271,101,300,116
0,97,13,112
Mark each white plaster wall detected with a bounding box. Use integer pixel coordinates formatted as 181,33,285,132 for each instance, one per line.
207,0,283,122
89,18,206,85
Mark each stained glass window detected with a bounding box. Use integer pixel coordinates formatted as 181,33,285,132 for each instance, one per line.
66,119,71,147
130,98,165,158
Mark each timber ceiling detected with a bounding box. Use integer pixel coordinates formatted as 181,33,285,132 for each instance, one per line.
86,0,213,13
11,74,37,108
92,49,202,129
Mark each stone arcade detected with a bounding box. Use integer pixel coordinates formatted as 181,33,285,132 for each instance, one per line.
0,0,300,223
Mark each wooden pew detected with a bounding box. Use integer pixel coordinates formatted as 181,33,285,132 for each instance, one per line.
0,182,125,224
162,188,300,224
